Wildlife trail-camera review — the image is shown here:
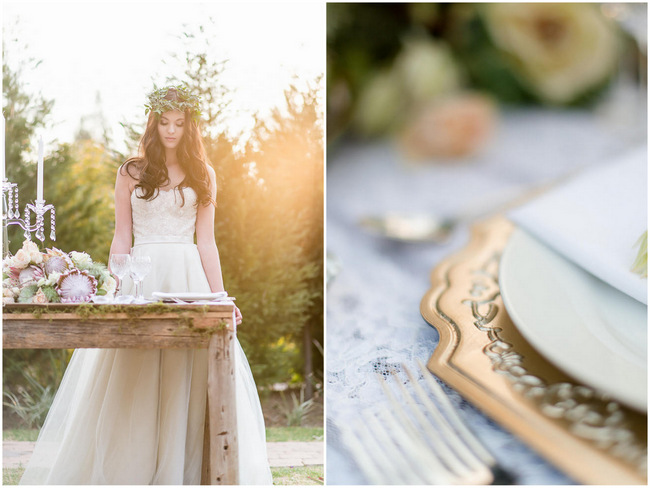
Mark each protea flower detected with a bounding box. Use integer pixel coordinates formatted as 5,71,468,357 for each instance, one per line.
18,265,45,285
44,255,69,275
57,269,98,303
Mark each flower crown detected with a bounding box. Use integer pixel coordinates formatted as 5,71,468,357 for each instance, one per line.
144,84,202,122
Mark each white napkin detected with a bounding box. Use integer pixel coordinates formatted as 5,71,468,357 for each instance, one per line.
509,146,647,304
151,291,229,302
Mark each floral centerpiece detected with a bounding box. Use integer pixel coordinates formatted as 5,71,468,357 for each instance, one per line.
2,240,116,304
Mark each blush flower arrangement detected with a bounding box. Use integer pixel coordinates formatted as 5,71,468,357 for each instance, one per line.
2,240,116,304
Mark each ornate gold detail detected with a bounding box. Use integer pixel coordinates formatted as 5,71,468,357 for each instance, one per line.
460,253,647,475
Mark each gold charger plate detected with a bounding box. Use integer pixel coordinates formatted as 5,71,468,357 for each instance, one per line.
420,216,647,485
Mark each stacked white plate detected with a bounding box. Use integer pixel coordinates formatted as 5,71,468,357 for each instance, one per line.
502,147,647,412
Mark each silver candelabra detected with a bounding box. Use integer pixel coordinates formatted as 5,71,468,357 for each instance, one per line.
2,178,56,256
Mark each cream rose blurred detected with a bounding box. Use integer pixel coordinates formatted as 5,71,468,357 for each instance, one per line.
399,93,497,160
100,275,117,297
3,296,15,305
12,249,31,268
483,3,620,104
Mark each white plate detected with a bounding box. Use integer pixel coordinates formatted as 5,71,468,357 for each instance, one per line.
151,291,229,302
499,229,647,412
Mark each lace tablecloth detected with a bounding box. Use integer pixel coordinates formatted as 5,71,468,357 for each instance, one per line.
325,108,644,484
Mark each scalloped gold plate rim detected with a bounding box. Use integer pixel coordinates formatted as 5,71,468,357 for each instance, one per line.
420,216,647,485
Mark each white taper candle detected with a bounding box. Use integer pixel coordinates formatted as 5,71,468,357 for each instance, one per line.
1,114,5,182
37,135,44,200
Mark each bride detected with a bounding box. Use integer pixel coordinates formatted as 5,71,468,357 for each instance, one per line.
20,86,273,485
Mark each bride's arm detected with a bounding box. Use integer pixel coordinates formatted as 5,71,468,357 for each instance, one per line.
196,165,225,293
196,166,242,324
108,166,134,261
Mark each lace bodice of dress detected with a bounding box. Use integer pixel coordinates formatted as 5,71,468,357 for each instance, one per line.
131,187,197,241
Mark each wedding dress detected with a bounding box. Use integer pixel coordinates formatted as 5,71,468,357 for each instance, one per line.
20,186,273,485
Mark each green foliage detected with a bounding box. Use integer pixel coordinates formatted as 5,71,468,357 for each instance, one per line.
46,141,118,262
2,428,39,441
3,349,72,429
278,389,315,427
3,467,24,485
17,284,38,303
265,426,324,442
3,370,55,428
145,84,202,121
212,81,324,387
271,466,324,485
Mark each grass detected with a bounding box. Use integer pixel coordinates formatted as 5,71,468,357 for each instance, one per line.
266,426,323,442
271,466,324,485
3,426,323,485
3,467,24,485
3,466,324,486
3,429,39,441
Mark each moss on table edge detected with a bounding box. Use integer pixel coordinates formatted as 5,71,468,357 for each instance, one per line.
2,303,231,334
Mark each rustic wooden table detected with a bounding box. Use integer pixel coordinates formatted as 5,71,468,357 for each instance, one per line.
3,302,239,485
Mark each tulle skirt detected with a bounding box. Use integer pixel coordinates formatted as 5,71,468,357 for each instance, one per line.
20,239,272,485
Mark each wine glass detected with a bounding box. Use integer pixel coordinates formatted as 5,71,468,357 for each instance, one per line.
109,254,131,298
129,255,152,302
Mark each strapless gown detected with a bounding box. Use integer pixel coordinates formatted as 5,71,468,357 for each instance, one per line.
20,187,273,485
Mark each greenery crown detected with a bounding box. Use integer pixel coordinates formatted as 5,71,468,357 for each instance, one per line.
144,84,202,121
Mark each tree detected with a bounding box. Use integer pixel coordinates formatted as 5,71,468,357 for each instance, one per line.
3,46,54,254
174,24,325,389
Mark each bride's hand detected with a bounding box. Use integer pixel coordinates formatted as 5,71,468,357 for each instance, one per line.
235,306,243,325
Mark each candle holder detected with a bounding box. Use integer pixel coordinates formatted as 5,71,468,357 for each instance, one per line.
2,177,56,256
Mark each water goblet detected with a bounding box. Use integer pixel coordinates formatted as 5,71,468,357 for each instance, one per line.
109,254,131,298
129,255,152,302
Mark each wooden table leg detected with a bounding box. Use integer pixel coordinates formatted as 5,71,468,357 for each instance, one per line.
201,397,211,485
207,328,239,484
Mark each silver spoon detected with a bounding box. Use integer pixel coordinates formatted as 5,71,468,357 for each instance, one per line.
358,176,573,244
359,213,458,243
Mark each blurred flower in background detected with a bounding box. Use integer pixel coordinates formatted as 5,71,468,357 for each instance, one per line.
328,3,633,159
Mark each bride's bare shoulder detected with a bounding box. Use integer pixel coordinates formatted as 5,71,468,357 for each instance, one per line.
117,158,144,192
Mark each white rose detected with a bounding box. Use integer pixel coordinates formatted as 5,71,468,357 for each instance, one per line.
37,277,50,287
32,289,49,304
100,275,117,297
12,249,31,268
22,240,39,255
484,4,620,104
29,250,43,264
11,287,20,296
48,271,62,284
70,251,92,270
3,296,15,305
3,256,15,270
3,286,14,297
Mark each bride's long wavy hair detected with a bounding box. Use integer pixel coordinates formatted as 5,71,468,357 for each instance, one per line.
122,88,213,207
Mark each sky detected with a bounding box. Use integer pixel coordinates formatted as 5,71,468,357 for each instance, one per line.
3,1,325,153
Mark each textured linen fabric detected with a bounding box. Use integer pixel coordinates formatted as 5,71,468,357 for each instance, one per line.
20,186,273,485
326,109,643,484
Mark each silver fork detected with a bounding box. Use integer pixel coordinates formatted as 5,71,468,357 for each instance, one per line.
339,359,512,485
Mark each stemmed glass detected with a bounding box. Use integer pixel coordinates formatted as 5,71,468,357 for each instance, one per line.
109,254,131,299
129,254,152,302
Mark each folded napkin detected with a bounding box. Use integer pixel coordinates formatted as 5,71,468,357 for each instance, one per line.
151,291,229,302
509,146,647,304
